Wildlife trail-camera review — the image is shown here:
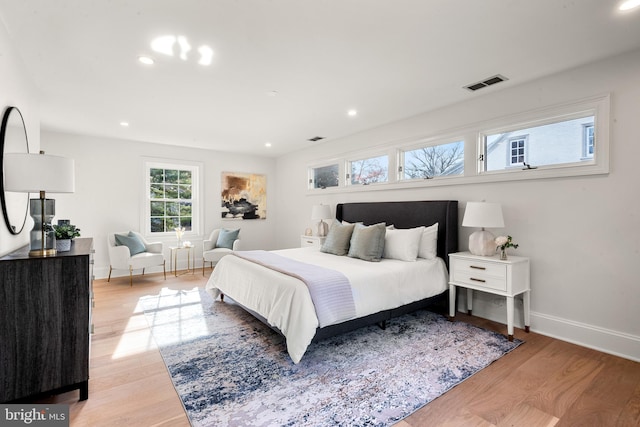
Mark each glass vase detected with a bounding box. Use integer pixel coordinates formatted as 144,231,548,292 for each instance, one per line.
500,248,507,260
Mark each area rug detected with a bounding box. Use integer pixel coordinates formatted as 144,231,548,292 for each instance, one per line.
140,288,522,427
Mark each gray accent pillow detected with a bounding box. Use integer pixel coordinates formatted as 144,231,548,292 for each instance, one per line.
348,222,387,262
320,222,355,256
216,228,240,249
115,232,146,255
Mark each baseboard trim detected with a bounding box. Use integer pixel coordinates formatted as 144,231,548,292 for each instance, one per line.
530,311,640,362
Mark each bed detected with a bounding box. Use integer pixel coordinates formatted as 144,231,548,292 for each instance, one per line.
205,200,458,363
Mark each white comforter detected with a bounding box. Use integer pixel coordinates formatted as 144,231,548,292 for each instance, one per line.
205,246,448,363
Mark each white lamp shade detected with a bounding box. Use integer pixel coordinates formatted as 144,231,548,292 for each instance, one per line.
3,153,75,193
462,202,504,228
311,204,331,220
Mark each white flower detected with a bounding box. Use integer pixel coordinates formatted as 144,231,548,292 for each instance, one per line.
495,236,508,246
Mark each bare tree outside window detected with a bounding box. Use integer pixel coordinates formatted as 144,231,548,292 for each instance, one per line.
403,141,464,179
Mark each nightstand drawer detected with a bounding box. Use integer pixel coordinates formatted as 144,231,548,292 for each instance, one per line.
456,260,506,279
451,260,507,291
451,269,507,291
300,235,326,248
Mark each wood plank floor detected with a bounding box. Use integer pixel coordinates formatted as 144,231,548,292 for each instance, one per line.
35,271,639,426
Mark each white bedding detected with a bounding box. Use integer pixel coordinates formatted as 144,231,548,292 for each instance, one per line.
205,246,448,363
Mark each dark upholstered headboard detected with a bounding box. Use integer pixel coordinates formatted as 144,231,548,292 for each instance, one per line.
335,200,458,268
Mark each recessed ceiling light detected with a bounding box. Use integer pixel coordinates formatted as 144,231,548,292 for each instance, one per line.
619,0,640,11
120,121,129,127
137,55,155,65
265,142,272,148
347,109,358,117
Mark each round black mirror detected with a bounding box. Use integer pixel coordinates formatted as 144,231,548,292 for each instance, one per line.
1,106,30,235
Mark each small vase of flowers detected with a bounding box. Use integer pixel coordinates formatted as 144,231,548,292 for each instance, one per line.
53,224,81,252
495,235,518,260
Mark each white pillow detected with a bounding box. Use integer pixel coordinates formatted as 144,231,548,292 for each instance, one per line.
418,223,438,259
383,226,424,262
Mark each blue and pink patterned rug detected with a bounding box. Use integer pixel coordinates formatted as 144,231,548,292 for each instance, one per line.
140,288,522,427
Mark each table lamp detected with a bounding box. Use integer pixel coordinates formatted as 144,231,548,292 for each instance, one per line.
311,204,331,237
462,201,504,256
4,151,75,256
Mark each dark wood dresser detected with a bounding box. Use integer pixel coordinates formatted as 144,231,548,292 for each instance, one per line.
0,238,94,402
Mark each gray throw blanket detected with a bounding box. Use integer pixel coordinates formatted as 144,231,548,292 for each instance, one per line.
233,250,356,328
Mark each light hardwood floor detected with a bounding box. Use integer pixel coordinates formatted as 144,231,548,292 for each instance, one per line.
36,270,639,426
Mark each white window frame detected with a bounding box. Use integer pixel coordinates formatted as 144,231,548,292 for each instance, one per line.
507,135,528,167
583,124,594,159
141,158,203,240
305,94,609,194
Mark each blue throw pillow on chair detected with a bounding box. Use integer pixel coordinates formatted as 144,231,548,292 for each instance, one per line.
115,232,146,255
216,228,240,249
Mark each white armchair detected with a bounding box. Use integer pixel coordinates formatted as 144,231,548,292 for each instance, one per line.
107,231,166,286
203,228,240,275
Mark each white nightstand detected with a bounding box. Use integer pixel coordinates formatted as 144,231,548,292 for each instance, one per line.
300,235,326,248
448,251,530,341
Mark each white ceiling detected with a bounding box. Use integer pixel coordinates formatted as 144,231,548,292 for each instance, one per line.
1,1,640,157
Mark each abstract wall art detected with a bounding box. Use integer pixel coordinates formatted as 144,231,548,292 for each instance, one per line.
221,172,266,220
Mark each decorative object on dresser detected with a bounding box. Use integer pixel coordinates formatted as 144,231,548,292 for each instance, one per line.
3,150,75,257
53,222,81,252
107,231,166,286
0,238,94,402
202,228,240,275
462,201,504,256
448,251,530,341
0,106,30,236
311,203,331,237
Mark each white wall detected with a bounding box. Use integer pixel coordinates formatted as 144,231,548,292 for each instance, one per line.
274,49,640,361
41,131,278,279
0,21,40,256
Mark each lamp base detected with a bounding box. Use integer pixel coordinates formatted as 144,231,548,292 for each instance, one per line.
468,229,497,256
317,220,329,237
29,248,57,257
29,197,57,257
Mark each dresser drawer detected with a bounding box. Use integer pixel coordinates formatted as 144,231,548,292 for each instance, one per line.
451,260,507,291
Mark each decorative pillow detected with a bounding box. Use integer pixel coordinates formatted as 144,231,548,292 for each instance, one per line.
216,228,240,249
383,226,425,262
418,223,439,259
115,232,146,256
348,222,386,262
321,222,355,256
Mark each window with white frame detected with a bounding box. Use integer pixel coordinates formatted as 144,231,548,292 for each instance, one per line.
309,163,339,189
400,140,464,180
348,154,388,185
508,136,527,166
583,124,594,158
306,95,609,191
482,114,595,172
145,161,200,235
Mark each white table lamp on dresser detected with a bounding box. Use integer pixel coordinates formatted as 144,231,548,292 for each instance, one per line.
462,201,504,256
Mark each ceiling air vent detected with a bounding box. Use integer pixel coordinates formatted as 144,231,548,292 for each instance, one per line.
464,74,508,92
308,136,325,142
